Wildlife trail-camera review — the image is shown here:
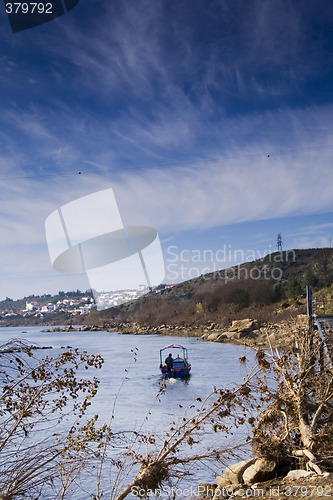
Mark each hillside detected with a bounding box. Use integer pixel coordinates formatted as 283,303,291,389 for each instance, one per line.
1,248,332,330
84,248,333,329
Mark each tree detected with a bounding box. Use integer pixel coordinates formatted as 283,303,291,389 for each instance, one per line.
315,248,333,286
109,378,255,500
251,326,333,473
303,267,318,288
1,323,331,499
0,340,104,499
272,280,285,302
287,278,302,301
84,343,260,500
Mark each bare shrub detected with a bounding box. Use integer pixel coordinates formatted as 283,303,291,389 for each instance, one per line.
251,327,333,472
0,340,104,498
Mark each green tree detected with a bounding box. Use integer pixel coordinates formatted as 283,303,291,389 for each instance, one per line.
272,280,286,302
302,267,318,288
287,278,302,301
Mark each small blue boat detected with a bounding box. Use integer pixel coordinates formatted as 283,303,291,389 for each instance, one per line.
160,344,191,378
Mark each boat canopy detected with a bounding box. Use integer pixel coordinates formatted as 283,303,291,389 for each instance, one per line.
159,344,189,364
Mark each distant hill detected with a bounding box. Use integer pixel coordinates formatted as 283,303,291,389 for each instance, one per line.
88,248,333,328
2,248,332,328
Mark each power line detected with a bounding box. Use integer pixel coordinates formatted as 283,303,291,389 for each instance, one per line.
0,144,332,182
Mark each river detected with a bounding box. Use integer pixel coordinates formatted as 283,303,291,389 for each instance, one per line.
0,326,256,499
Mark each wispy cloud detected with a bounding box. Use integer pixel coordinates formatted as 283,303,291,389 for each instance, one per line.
113,146,333,233
1,98,333,237
0,0,332,298
286,220,333,249
18,0,330,113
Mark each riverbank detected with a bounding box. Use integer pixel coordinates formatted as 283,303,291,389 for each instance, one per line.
4,321,331,498
198,472,333,500
42,314,308,351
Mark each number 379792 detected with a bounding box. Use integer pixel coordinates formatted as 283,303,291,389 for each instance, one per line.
5,3,53,14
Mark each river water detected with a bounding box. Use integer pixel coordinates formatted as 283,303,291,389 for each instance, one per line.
0,326,256,499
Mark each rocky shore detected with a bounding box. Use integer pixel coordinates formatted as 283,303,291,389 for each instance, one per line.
42,314,308,351
198,457,333,499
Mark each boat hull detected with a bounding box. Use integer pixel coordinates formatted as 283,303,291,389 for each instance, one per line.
159,344,191,378
160,365,191,378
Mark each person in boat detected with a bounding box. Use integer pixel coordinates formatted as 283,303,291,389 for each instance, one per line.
165,353,174,372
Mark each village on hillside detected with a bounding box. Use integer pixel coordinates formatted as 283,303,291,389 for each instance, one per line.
0,295,96,320
0,284,178,320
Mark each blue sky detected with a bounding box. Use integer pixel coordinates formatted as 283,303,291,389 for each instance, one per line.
0,0,333,300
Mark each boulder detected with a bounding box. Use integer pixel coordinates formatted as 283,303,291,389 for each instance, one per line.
242,458,276,484
218,458,256,486
207,323,216,330
238,330,257,339
215,474,227,487
197,483,216,498
222,331,238,339
207,332,222,341
90,325,101,331
212,485,234,499
322,472,333,480
229,319,258,332
284,470,314,480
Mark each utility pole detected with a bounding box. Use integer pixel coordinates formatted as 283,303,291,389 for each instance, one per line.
277,233,283,252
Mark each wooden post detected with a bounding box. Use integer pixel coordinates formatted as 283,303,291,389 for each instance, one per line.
306,286,313,330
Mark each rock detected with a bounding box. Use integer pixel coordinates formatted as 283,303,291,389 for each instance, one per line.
284,470,314,480
197,483,216,498
212,484,234,499
238,330,257,339
321,472,333,480
206,332,222,341
90,325,101,331
229,319,257,332
242,458,276,484
221,458,256,485
215,474,227,487
222,331,238,339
